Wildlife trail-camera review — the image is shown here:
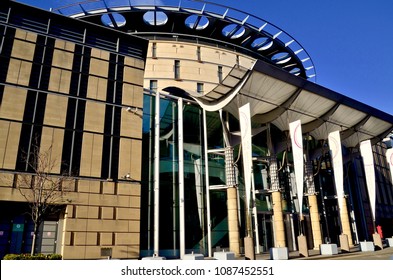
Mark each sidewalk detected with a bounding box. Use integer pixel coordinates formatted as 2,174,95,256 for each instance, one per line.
251,245,393,260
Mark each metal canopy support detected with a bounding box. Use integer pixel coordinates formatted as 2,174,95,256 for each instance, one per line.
202,109,213,257
178,98,185,258
153,91,160,256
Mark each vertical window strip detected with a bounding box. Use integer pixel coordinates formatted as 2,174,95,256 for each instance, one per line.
197,82,204,94
152,42,157,58
150,80,157,93
218,65,223,83
174,59,180,80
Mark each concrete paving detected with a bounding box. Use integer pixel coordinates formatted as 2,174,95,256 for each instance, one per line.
250,245,393,260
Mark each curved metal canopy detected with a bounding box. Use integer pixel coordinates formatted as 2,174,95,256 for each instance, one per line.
53,0,316,80
220,60,393,148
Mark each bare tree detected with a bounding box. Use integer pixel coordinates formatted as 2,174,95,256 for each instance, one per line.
16,143,73,255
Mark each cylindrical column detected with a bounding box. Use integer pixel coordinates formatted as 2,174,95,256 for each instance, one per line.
270,158,286,247
305,161,322,249
272,191,286,247
340,196,354,246
308,194,323,249
227,187,240,256
225,147,240,256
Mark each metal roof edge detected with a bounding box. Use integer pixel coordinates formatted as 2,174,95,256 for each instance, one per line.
253,59,393,125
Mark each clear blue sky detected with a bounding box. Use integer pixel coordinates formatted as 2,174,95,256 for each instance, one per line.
15,0,393,115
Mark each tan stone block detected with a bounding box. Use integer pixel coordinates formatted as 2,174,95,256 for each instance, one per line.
77,180,101,194
62,232,72,246
11,40,36,60
71,192,89,205
39,127,64,173
0,173,14,187
55,39,75,52
89,194,130,207
102,181,115,195
87,76,107,101
62,246,86,259
91,48,109,60
65,205,74,218
83,101,105,132
84,246,101,259
123,66,144,85
120,110,142,138
112,245,139,259
116,184,141,198
99,233,113,246
128,220,140,232
77,206,99,219
129,196,140,208
74,232,97,246
0,186,25,202
101,207,114,220
0,87,27,121
124,56,136,68
86,219,129,232
52,49,74,69
0,122,22,169
79,134,103,177
133,86,144,108
15,29,37,42
130,140,142,181
75,205,89,218
48,68,71,93
89,58,109,77
65,218,87,231
116,207,140,220
6,59,32,86
115,232,139,245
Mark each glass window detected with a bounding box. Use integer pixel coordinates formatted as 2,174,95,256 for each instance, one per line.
152,42,157,58
150,80,157,93
174,60,180,79
218,66,223,83
197,83,204,94
197,46,201,61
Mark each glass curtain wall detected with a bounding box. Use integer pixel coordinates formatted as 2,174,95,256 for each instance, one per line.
140,93,209,258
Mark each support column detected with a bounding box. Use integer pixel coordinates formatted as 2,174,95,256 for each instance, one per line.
272,191,286,247
340,196,354,247
305,161,322,249
227,187,240,256
225,147,240,256
270,158,286,247
308,194,322,249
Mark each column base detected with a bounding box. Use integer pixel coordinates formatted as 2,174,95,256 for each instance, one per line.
182,253,204,260
360,241,375,252
339,234,350,253
214,251,235,260
320,244,338,255
373,233,384,250
297,235,309,257
269,247,288,260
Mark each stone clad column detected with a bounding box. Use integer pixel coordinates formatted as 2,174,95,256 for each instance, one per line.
340,196,354,247
305,161,323,249
225,147,240,256
270,158,286,247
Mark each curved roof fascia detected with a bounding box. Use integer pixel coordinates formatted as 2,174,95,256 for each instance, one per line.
231,60,393,146
53,0,316,81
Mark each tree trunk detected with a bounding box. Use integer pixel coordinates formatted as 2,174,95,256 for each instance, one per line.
31,223,39,256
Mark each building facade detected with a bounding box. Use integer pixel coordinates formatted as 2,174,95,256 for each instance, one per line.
0,1,148,259
1,0,393,259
